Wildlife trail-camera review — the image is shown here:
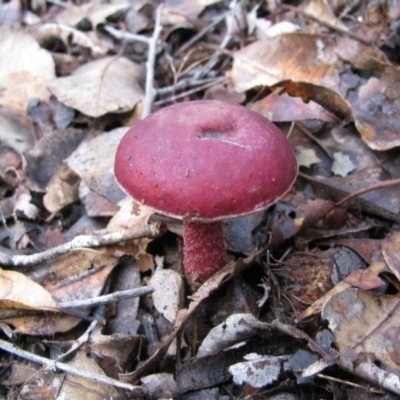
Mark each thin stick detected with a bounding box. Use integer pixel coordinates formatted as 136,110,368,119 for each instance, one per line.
154,76,228,106
103,25,151,45
0,222,165,266
0,338,141,393
174,13,227,56
54,320,98,362
193,0,237,80
58,286,154,309
142,5,163,118
156,77,222,96
335,178,400,206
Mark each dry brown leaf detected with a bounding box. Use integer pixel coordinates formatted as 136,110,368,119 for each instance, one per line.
232,32,341,93
322,287,400,374
34,250,119,304
106,197,153,232
67,128,128,204
0,268,57,310
3,313,81,335
335,37,389,73
251,90,336,122
49,57,144,118
89,331,141,376
302,0,348,30
0,24,55,115
43,163,81,214
58,351,120,399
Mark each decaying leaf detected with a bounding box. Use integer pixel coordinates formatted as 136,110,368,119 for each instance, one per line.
322,287,400,375
229,354,290,388
49,57,144,117
352,65,400,151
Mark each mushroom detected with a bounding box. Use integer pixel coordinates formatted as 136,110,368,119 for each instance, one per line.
114,100,298,287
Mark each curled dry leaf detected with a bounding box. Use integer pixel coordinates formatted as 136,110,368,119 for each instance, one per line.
197,313,262,358
49,57,144,118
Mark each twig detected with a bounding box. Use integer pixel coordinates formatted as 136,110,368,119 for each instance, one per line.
335,178,400,206
174,13,227,56
0,338,142,393
296,122,333,159
58,286,154,309
142,5,163,118
192,0,237,80
0,222,166,266
154,76,228,106
103,25,151,45
156,77,223,97
53,320,98,362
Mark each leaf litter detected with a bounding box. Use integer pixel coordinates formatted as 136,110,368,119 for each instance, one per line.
1,0,400,399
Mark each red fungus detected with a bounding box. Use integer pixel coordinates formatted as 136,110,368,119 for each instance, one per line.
114,100,298,286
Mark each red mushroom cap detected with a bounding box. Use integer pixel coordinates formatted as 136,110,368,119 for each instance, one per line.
115,100,298,221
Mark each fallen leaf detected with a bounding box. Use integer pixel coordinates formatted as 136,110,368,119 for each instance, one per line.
229,354,290,388
151,265,182,324
0,24,55,115
49,57,144,118
67,128,128,204
0,268,57,310
297,148,323,168
232,33,341,93
322,287,400,374
331,151,356,176
352,65,400,151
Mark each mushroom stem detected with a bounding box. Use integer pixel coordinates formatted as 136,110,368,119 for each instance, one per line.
183,221,226,287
